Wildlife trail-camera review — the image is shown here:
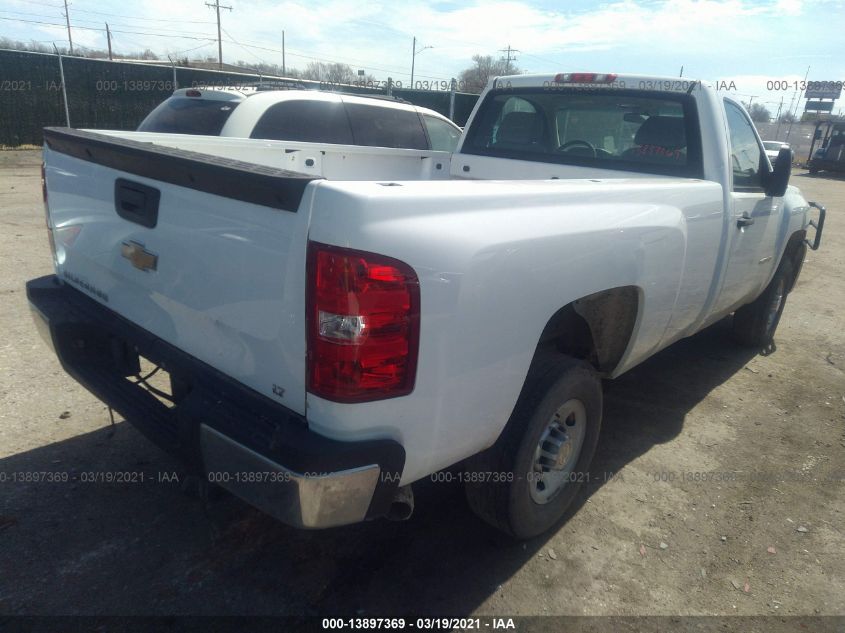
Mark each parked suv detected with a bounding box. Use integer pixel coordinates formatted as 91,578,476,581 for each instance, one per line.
138,87,463,152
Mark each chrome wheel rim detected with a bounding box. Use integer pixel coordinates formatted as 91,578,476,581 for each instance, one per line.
530,399,587,504
765,279,786,334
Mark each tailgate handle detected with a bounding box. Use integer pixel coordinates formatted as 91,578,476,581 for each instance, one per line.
115,178,160,228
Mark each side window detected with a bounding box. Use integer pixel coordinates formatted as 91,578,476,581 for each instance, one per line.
423,115,461,151
724,100,764,191
250,100,353,144
345,103,428,150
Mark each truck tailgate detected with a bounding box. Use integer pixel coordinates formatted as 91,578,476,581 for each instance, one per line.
42,127,318,413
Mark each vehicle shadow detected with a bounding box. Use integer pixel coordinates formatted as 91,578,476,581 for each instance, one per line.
0,319,759,616
794,170,845,182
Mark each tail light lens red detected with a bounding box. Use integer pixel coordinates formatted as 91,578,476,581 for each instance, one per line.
307,241,420,403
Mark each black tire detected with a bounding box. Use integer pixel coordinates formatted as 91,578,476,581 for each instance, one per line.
732,257,795,348
464,353,602,539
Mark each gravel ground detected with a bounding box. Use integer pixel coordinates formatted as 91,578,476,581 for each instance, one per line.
0,149,843,621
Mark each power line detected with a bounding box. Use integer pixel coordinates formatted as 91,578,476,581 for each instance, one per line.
1,13,450,82
222,38,451,82
67,6,216,25
221,26,269,66
0,9,220,37
14,0,63,8
0,15,217,41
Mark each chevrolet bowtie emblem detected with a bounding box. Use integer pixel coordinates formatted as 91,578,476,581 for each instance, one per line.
121,240,158,272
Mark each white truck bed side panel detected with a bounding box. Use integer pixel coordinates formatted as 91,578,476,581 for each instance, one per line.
303,177,723,483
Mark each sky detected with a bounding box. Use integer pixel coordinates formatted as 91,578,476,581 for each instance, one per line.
2,0,844,115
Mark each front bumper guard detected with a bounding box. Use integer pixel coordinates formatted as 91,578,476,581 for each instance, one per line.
806,201,826,251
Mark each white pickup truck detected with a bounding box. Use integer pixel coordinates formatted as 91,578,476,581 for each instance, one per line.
28,73,825,539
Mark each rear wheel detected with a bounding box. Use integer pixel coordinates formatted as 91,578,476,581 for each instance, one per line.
732,257,795,348
464,354,602,539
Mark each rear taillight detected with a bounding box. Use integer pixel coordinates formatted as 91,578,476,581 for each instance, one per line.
307,241,420,403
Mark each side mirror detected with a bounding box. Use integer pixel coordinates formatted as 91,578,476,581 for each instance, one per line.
764,147,791,197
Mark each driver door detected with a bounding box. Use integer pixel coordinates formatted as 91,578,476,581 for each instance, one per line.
713,99,781,314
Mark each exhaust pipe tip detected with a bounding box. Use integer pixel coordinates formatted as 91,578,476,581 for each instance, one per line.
386,485,414,521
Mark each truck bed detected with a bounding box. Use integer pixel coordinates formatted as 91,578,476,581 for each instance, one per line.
88,129,454,181
42,126,726,485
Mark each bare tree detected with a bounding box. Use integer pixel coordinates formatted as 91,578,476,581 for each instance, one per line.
778,111,798,124
298,61,376,85
233,60,302,78
744,102,772,123
0,35,157,59
301,61,349,83
459,54,519,94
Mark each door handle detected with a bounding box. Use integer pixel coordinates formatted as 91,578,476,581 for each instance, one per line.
736,214,755,228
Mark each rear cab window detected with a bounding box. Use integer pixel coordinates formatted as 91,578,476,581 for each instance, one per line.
344,103,428,150
137,97,240,135
462,88,703,177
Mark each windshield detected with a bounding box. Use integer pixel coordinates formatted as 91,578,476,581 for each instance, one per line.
462,88,702,177
137,97,241,135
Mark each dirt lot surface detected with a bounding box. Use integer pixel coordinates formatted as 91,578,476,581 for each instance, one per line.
0,149,843,623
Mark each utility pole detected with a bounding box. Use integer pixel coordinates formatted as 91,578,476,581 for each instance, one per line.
410,36,432,89
679,65,683,77
499,44,519,74
205,0,232,70
105,23,113,60
775,96,784,140
62,0,73,54
53,43,70,126
786,65,810,141
282,30,285,75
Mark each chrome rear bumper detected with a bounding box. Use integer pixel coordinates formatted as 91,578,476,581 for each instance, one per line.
200,425,381,528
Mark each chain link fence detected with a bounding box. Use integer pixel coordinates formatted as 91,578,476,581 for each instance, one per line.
0,48,479,147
